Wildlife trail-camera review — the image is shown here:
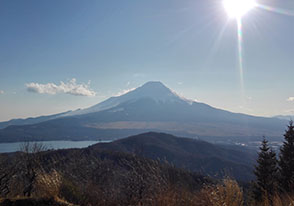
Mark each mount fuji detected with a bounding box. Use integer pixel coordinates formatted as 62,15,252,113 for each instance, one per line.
63,81,193,117
0,81,287,143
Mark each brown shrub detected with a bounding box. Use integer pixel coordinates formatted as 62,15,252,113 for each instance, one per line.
151,178,243,206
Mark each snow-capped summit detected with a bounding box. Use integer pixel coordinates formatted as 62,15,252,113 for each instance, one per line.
64,81,193,116
118,81,190,103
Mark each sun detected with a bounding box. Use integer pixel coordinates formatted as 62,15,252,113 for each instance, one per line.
223,0,257,19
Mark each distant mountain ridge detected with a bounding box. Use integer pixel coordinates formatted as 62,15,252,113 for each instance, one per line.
0,81,287,143
274,115,294,121
0,111,72,129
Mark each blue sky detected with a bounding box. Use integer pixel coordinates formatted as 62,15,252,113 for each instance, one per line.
0,0,294,121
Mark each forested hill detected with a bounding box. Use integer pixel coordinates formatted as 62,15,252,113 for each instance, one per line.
0,140,211,205
90,132,256,181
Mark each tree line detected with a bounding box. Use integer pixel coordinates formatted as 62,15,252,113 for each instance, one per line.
254,120,294,203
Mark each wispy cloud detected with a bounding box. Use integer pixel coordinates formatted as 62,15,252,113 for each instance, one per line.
283,109,294,114
0,90,4,94
26,78,96,97
132,73,145,78
238,105,253,112
287,97,294,102
114,88,136,97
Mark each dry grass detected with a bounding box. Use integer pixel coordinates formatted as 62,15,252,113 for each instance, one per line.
150,178,243,206
151,187,207,206
58,177,294,206
249,193,294,206
6,174,294,206
35,169,62,198
0,196,76,206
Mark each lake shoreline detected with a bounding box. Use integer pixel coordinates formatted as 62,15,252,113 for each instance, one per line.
0,140,112,153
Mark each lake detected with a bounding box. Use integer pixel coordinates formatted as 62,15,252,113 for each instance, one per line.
0,140,111,153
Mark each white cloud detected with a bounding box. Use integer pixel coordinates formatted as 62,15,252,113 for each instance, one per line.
287,97,294,102
0,90,4,94
26,78,96,97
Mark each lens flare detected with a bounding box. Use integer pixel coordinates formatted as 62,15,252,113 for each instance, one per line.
257,4,294,16
222,0,256,94
221,0,293,103
223,0,257,18
237,18,244,92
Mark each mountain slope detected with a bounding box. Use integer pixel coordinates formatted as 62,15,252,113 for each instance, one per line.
63,81,191,117
90,132,256,181
0,81,287,143
274,115,294,120
0,111,72,129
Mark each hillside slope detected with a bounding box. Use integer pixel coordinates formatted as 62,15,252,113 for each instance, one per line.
0,111,71,130
91,132,256,181
0,143,210,205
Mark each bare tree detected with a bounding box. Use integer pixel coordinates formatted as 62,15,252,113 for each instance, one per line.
20,141,48,154
19,142,47,197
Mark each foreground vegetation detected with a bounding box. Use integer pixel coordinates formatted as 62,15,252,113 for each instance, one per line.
1,121,294,205
0,142,210,205
2,177,294,206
